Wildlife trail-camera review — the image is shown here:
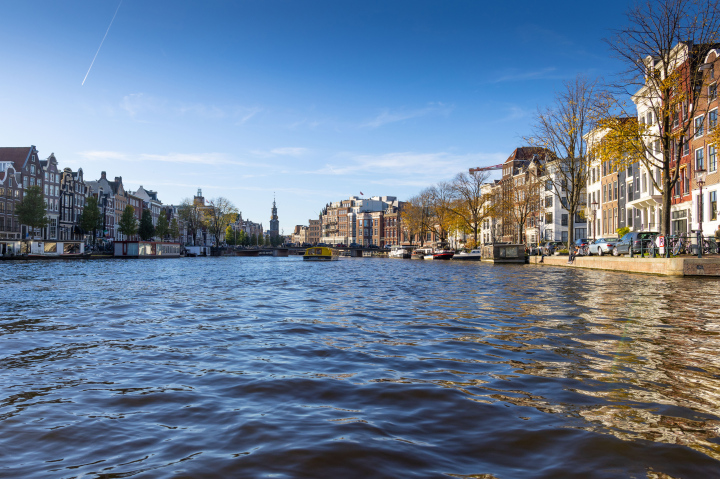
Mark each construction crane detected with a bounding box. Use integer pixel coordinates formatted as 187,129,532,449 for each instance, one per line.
469,164,503,174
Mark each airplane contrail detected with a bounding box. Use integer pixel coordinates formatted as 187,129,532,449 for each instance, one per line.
82,0,123,86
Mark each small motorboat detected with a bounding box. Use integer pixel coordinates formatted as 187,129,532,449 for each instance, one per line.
303,246,339,261
389,245,411,258
452,249,482,261
411,248,432,260
432,249,454,260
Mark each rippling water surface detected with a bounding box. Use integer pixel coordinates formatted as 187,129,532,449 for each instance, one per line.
2,257,720,478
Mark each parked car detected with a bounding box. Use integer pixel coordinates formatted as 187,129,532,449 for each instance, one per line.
613,232,655,256
349,242,361,248
588,238,615,256
542,241,565,255
336,243,347,248
574,238,590,248
317,243,329,247
368,244,379,249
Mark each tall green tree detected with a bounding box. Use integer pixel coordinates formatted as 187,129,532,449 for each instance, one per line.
78,195,103,244
204,197,238,247
155,211,169,241
169,218,180,242
178,198,205,245
16,185,48,239
118,205,138,239
139,209,155,241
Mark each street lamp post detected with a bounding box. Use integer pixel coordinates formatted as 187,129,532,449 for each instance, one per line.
591,200,599,241
696,167,707,258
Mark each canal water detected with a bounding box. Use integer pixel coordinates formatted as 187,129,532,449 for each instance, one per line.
1,257,720,478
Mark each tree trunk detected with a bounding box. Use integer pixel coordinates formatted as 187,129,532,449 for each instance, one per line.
661,187,671,236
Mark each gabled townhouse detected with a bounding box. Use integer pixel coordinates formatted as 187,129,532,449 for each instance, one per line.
690,47,720,238
0,147,36,248
59,167,88,241
0,146,45,240
40,153,60,240
86,172,116,241
134,185,162,228
539,156,587,243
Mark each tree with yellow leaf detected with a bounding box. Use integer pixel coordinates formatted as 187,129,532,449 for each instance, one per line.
526,74,601,249
446,170,492,246
595,0,720,235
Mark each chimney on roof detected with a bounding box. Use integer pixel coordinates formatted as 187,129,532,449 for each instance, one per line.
115,176,122,183
101,171,106,180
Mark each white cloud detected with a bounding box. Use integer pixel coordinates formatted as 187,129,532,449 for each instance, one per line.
313,150,505,185
362,103,453,128
119,93,262,123
270,147,308,156
249,147,310,158
78,150,250,166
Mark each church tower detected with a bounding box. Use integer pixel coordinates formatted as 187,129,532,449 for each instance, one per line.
269,195,279,238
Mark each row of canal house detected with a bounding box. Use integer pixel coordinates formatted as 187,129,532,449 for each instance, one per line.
318,196,408,247
587,42,720,241
0,146,188,249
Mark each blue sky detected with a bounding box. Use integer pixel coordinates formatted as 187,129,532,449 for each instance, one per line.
0,0,629,231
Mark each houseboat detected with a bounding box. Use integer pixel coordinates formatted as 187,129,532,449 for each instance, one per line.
303,246,339,261
114,241,181,258
0,240,89,259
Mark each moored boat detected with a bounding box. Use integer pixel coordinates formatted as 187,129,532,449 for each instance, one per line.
452,249,482,261
432,249,454,260
303,246,339,261
389,245,411,259
1,240,90,260
411,247,432,260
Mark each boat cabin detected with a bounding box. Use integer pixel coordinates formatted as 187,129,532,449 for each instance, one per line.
303,246,339,261
114,241,181,258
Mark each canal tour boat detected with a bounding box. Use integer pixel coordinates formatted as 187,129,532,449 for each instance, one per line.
452,249,482,261
303,246,339,261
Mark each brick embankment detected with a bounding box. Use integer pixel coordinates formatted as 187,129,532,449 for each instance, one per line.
527,254,720,277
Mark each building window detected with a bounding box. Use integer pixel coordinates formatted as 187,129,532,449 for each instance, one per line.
711,191,717,221
614,208,618,231
545,196,553,207
613,181,618,200
545,212,553,224
561,231,568,242
710,145,717,172
710,83,717,100
561,214,568,226
603,185,607,202
710,109,718,131
683,136,690,156
695,148,705,170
